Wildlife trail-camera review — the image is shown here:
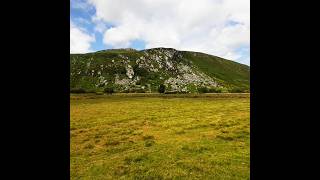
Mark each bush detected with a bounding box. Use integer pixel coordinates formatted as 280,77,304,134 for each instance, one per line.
70,88,86,93
208,87,222,93
133,65,149,77
229,87,246,93
198,87,209,93
158,84,166,93
164,91,175,94
104,87,114,94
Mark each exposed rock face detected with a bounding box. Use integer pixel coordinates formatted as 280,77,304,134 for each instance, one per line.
72,48,218,92
70,47,250,92
126,65,134,79
115,75,131,86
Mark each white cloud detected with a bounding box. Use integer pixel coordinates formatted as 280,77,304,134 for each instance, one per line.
86,0,250,64
71,0,94,11
70,21,95,53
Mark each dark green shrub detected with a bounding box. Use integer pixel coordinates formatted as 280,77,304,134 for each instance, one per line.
164,91,179,94
114,66,127,74
158,84,166,93
104,87,114,94
229,87,246,93
208,87,222,93
198,87,209,93
70,88,86,93
133,65,149,77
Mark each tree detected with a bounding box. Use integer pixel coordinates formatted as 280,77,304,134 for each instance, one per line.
104,87,114,94
158,84,166,93
198,87,209,93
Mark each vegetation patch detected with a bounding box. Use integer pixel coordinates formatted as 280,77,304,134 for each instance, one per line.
70,94,250,179
70,48,250,93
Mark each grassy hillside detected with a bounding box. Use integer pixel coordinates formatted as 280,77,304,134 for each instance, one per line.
70,48,250,93
182,51,250,89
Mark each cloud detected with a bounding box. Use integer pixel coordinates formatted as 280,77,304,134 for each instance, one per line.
71,0,94,11
70,21,95,53
86,0,250,64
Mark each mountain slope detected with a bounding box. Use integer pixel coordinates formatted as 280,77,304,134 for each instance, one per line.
70,48,250,93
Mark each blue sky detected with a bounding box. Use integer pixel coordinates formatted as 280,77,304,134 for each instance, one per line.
70,1,104,51
70,0,250,65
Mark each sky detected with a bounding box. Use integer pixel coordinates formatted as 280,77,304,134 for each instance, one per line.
70,0,250,65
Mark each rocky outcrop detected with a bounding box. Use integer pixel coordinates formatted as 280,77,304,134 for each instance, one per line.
70,48,250,92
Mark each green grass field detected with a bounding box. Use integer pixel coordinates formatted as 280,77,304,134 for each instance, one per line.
71,94,250,179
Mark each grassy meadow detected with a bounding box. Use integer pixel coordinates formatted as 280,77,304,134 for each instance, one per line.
70,93,250,179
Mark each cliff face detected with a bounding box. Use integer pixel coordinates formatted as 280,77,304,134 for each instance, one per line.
70,48,250,93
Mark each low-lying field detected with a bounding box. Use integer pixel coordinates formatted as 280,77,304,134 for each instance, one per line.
70,93,250,179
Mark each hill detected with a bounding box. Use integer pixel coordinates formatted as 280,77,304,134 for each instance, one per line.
70,48,250,93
